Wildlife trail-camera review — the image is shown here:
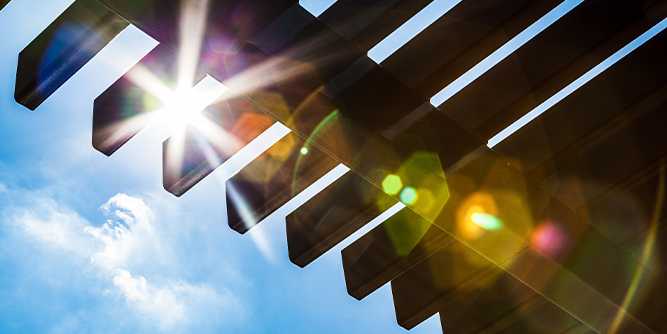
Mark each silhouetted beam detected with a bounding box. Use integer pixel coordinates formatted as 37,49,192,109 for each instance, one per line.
286,172,392,267
630,238,667,332
560,324,596,334
500,29,667,181
384,0,559,90
98,0,180,42
445,0,665,140
389,241,501,330
226,133,338,233
592,163,667,333
0,0,10,11
466,297,581,334
99,0,296,44
163,95,278,196
93,43,183,155
508,248,654,333
587,159,667,246
531,84,667,227
342,212,453,300
434,272,536,334
318,0,433,52
14,0,128,110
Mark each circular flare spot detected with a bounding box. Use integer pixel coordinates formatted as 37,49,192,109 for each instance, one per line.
382,174,403,195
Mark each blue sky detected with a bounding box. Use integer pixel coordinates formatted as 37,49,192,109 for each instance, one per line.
0,1,443,333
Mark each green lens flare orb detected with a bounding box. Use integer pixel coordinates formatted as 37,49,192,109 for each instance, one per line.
382,174,403,195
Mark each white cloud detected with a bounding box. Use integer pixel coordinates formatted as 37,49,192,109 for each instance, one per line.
13,197,94,255
5,192,242,331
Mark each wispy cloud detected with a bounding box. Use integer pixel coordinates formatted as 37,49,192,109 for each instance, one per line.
4,190,244,332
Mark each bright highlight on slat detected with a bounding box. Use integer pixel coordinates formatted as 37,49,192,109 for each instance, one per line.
299,0,338,17
429,0,584,107
367,0,463,64
487,18,667,148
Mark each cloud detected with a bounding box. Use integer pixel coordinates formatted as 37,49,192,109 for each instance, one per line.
4,191,243,332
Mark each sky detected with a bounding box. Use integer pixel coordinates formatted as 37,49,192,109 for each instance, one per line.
0,0,444,333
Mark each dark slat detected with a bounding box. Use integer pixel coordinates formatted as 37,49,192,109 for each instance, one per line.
584,160,667,247
436,272,536,334
561,324,596,334
286,172,392,267
15,0,128,110
99,0,295,44
226,133,338,233
532,86,667,245
629,253,667,333
508,248,654,333
98,0,179,42
163,95,278,196
0,0,10,11
386,0,559,90
319,0,433,52
390,241,498,329
477,297,581,334
502,33,667,189
342,212,453,300
445,0,663,138
93,43,183,156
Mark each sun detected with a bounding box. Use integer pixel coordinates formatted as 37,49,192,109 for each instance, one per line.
155,75,227,135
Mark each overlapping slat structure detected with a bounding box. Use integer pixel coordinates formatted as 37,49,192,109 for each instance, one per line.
7,0,667,332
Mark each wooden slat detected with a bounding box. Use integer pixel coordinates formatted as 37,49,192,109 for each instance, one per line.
444,0,663,138
226,133,338,233
15,0,128,110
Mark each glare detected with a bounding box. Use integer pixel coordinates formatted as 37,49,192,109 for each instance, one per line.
160,89,206,131
154,75,227,135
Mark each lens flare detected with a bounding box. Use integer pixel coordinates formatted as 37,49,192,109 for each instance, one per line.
471,212,503,231
399,186,418,206
457,193,499,240
382,174,403,195
531,222,567,257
